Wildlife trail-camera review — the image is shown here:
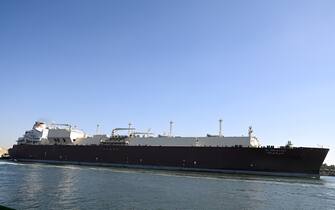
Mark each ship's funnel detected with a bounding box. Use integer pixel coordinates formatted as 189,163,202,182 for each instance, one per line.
33,121,46,132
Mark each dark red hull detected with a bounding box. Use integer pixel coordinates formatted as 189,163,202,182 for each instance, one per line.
8,144,329,178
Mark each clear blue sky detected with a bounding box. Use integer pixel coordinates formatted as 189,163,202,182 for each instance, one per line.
1,0,334,164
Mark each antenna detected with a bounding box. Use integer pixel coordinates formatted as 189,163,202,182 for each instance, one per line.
169,121,173,137
128,122,132,136
248,126,253,138
96,124,100,134
219,119,223,137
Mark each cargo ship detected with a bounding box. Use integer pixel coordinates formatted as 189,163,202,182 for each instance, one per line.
8,121,329,178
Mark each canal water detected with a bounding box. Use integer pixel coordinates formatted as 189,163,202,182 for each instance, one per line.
0,160,334,209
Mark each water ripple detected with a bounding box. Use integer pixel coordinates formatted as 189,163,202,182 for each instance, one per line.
1,160,335,210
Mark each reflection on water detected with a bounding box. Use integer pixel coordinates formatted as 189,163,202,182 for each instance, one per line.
0,160,334,210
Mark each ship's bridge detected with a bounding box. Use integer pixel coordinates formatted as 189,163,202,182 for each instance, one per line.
17,121,49,145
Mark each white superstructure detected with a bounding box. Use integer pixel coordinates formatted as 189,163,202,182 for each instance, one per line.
128,136,259,147
17,121,261,147
127,126,259,147
17,122,87,145
17,122,49,144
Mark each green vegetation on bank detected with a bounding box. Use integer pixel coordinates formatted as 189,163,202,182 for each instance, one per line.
320,164,335,176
